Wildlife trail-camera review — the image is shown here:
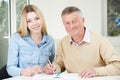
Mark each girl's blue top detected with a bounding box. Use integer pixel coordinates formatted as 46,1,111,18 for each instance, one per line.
7,33,55,76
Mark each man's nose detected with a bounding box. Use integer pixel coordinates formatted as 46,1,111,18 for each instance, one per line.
69,22,75,28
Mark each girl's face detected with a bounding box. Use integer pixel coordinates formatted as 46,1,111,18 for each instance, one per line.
27,12,42,34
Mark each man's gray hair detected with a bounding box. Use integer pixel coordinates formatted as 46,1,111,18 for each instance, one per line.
61,6,83,17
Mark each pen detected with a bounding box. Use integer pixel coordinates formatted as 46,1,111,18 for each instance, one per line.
48,60,56,72
48,60,52,66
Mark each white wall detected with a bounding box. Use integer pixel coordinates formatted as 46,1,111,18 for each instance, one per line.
30,0,120,54
30,0,102,39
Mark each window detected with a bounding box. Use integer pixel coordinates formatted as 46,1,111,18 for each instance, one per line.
0,0,29,69
16,0,29,29
0,0,10,69
107,0,120,36
102,0,120,55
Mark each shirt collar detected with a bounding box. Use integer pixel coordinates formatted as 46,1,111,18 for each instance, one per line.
83,27,91,43
70,27,91,45
22,32,47,44
40,34,47,44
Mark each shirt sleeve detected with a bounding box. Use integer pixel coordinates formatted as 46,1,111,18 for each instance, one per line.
7,34,22,76
53,40,65,72
94,37,120,76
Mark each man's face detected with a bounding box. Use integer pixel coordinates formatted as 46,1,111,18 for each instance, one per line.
62,12,85,37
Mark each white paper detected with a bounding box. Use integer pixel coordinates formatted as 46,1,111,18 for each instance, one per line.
32,73,81,80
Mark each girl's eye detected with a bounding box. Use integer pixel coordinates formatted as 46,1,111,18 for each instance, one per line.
27,20,31,23
36,17,39,20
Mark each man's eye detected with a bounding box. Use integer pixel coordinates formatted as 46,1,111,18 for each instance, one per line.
65,22,69,24
73,20,77,23
74,21,77,22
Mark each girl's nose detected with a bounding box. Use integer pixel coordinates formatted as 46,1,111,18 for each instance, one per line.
32,20,37,25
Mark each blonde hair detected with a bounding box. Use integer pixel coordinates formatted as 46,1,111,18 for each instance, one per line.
17,4,48,36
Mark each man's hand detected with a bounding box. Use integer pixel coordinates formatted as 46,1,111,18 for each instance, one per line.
43,63,56,74
79,69,96,78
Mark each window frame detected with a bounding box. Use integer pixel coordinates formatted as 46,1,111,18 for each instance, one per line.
10,0,29,35
102,0,120,53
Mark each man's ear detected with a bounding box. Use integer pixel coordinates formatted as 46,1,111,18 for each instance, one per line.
82,17,85,22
